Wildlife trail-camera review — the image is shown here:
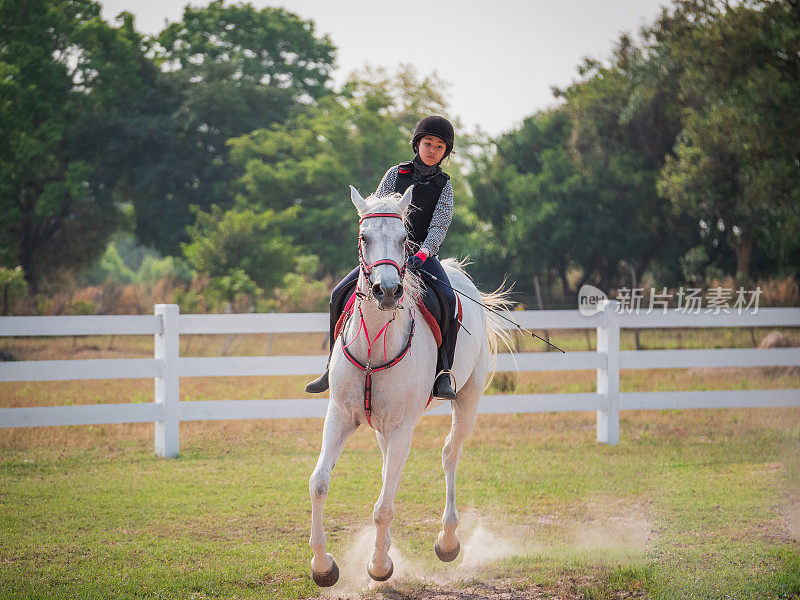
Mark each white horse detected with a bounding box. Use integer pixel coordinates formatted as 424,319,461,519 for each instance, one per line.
308,185,510,586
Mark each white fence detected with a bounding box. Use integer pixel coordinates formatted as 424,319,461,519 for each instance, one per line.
1,303,798,457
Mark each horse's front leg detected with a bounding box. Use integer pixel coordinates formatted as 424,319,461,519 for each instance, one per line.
368,426,414,582
309,403,357,587
436,374,480,562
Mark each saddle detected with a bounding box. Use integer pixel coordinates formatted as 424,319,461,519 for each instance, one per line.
333,280,461,347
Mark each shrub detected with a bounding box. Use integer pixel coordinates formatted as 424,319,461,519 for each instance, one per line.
0,267,28,315
69,299,97,315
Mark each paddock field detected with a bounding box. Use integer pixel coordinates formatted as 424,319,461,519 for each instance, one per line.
1,328,799,599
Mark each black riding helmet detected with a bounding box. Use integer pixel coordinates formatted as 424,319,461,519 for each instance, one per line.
411,115,455,158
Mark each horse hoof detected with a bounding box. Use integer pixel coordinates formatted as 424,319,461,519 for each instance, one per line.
435,540,460,562
367,559,393,582
312,559,339,587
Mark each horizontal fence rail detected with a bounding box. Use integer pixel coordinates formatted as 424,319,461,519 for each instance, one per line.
0,358,161,382
1,303,798,456
0,315,162,336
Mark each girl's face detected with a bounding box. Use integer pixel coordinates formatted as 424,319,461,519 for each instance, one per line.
418,135,447,166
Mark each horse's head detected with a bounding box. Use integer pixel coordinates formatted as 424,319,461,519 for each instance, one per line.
350,185,414,311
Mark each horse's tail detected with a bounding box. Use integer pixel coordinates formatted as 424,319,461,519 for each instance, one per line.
480,282,516,391
441,258,515,391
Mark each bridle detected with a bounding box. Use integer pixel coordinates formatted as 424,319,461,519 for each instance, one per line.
357,212,407,298
342,211,423,428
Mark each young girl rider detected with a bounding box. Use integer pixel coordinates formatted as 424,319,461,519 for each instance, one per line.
305,115,459,400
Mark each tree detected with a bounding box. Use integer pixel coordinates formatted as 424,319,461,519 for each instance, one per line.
656,0,800,280
469,109,577,297
181,205,298,306
226,66,455,276
469,55,691,300
0,0,148,290
558,35,694,290
130,0,337,256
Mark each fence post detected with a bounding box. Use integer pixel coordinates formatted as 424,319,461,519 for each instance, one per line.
154,304,180,457
596,300,620,445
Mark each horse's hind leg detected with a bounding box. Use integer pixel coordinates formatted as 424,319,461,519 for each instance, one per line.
436,372,481,562
368,426,414,582
309,404,357,587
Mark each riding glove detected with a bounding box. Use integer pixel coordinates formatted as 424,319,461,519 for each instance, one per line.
406,250,428,272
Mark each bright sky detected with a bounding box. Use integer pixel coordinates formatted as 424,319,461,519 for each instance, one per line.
101,0,669,136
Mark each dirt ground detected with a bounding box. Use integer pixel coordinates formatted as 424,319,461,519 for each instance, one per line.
307,574,645,600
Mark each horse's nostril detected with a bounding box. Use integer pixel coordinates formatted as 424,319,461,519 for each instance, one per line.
372,283,383,298
392,285,403,299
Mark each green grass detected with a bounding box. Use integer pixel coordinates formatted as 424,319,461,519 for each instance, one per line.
1,409,798,599
1,327,798,598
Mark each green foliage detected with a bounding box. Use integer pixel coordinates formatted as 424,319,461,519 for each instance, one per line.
261,255,329,312
470,0,798,300
155,0,333,98
655,0,800,280
32,295,52,316
129,0,337,256
137,255,192,287
171,287,203,314
470,103,673,298
0,0,157,289
227,65,450,277
182,205,298,307
202,268,261,310
0,0,338,288
68,299,97,315
96,242,136,286
85,235,193,287
0,266,28,315
3,0,796,305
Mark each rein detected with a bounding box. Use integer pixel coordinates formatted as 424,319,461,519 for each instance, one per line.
343,211,416,428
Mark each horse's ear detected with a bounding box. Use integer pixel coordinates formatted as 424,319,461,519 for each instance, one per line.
398,185,413,215
349,185,367,214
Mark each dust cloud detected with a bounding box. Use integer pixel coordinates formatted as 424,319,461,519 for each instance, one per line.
316,506,650,598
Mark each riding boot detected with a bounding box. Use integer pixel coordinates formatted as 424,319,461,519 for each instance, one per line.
304,349,331,393
433,317,459,400
305,323,333,393
306,310,339,394
433,354,456,399
305,281,356,394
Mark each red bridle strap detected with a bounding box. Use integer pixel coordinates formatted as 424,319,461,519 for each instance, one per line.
340,302,416,429
348,210,414,428
358,212,404,224
358,212,407,284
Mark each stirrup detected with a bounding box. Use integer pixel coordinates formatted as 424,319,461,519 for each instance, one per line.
305,369,329,393
433,369,457,399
